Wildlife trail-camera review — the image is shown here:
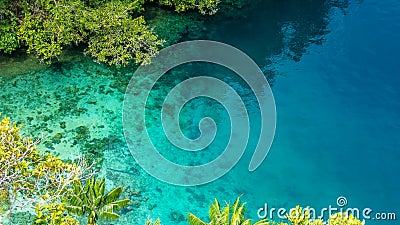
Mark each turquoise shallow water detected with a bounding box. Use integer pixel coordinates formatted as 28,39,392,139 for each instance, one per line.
1,0,400,224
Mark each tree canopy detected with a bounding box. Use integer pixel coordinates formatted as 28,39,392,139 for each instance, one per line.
0,0,222,66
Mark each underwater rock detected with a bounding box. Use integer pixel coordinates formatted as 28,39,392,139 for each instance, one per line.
117,84,126,93
75,126,90,140
105,89,114,95
75,107,88,115
131,189,141,197
109,82,118,89
194,193,206,202
169,211,185,222
80,136,123,170
52,133,63,144
185,187,195,194
51,133,63,144
109,81,128,93
43,115,51,122
148,203,157,210
54,133,62,139
98,85,106,94
131,200,140,207
44,141,54,150
86,98,97,105
106,171,118,181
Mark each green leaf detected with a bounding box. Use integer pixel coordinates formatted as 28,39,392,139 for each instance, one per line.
109,199,130,210
188,213,208,225
100,211,120,221
104,186,123,204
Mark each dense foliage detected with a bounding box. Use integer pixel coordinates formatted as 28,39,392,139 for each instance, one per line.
34,202,80,225
3,0,163,65
0,0,223,66
33,176,130,225
156,0,219,14
186,197,366,225
187,197,269,225
66,177,130,225
0,115,130,225
0,116,82,218
0,115,91,224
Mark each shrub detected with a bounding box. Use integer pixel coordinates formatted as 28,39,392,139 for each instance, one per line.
0,115,92,223
66,177,130,225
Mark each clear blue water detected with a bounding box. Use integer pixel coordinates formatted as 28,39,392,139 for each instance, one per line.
0,0,399,224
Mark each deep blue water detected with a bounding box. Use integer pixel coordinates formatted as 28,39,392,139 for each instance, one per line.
0,0,399,224
238,0,400,223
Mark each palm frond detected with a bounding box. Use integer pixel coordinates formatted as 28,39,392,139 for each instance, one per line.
83,191,92,205
82,204,91,214
73,180,83,194
68,194,84,207
221,203,231,225
230,209,242,225
66,205,84,216
108,199,130,210
84,177,94,193
188,213,208,225
94,177,105,197
231,197,241,214
94,195,104,208
104,186,123,204
231,204,246,225
89,182,97,202
242,219,253,225
88,210,98,224
100,211,121,221
66,176,129,225
209,198,221,224
252,219,270,225
230,198,242,225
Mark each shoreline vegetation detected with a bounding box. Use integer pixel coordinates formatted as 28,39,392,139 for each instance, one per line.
0,0,351,81
0,0,246,66
0,0,352,75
